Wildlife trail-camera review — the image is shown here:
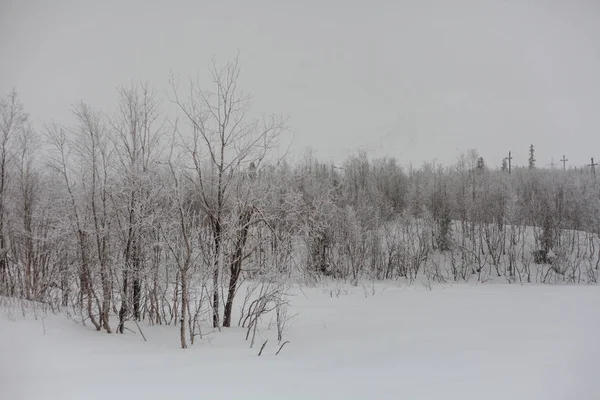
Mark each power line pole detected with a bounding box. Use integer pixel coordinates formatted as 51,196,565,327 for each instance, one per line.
507,151,513,175
588,157,598,179
560,155,568,170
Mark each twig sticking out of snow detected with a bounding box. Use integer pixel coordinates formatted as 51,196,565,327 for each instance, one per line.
258,340,268,356
135,320,147,342
275,341,290,355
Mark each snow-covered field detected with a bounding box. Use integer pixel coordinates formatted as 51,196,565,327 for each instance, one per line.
2,282,599,400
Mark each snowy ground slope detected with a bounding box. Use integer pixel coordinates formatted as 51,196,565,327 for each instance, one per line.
1,283,599,400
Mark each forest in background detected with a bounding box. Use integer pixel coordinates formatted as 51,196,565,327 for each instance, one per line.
1,57,599,348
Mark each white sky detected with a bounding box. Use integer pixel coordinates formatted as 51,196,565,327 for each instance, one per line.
1,0,599,168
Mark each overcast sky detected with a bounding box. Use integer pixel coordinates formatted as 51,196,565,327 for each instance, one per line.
2,0,599,168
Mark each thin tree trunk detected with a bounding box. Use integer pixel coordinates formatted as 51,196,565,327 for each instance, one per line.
223,209,253,327
212,223,221,328
132,240,142,320
180,268,188,349
118,268,128,334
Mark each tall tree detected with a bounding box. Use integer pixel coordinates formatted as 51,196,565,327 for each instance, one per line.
170,55,287,327
111,81,165,332
528,144,536,169
477,157,485,171
13,122,43,300
0,90,28,295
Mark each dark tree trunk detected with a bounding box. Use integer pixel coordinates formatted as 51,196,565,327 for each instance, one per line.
223,208,253,327
118,269,128,334
180,267,188,349
61,254,69,307
212,221,222,328
132,241,142,320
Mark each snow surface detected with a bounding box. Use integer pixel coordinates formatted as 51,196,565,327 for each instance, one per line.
1,283,599,400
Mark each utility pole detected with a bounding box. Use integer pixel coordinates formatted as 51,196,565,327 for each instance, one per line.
560,155,568,170
588,157,598,179
507,151,513,175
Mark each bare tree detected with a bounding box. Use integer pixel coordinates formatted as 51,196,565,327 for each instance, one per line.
170,54,287,328
46,102,113,333
163,156,194,349
0,90,28,296
110,81,165,332
13,123,43,300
